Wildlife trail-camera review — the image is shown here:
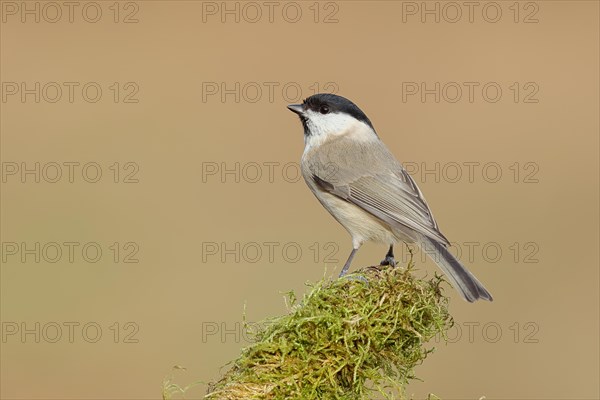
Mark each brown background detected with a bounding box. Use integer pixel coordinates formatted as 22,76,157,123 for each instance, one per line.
1,1,598,399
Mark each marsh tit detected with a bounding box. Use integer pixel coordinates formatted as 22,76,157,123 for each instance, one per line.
287,93,492,302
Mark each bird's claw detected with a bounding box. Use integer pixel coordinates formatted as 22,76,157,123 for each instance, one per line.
379,256,397,268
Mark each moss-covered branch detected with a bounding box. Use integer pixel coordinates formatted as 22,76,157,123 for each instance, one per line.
163,261,453,400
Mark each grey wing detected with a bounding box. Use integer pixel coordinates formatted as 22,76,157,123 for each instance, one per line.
311,162,451,246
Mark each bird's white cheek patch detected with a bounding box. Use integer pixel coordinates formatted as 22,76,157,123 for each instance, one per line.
303,112,376,151
305,111,357,137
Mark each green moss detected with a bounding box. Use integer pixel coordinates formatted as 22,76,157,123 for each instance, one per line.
164,260,453,400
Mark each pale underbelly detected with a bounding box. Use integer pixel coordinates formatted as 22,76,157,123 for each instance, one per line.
315,191,415,248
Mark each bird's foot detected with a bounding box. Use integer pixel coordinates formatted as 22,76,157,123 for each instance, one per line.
379,256,397,268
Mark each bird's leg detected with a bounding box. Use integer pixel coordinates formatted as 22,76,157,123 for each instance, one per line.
339,247,359,277
380,244,397,267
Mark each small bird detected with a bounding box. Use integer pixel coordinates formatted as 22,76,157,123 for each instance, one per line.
287,93,492,302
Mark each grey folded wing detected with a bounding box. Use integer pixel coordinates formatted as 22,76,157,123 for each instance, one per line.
311,167,451,246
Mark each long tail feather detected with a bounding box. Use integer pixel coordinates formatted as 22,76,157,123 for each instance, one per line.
418,235,493,302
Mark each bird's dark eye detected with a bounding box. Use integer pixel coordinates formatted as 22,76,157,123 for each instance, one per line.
319,105,330,114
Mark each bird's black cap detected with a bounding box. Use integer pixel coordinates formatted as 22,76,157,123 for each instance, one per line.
302,93,375,130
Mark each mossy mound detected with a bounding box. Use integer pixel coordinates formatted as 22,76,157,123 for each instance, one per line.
197,262,452,400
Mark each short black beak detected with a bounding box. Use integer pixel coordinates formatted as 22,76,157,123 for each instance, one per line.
287,104,304,115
